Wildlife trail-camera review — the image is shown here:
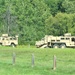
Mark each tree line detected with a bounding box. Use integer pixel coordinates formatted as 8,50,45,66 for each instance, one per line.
0,0,75,45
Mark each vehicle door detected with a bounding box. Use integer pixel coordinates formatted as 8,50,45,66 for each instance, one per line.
2,37,9,45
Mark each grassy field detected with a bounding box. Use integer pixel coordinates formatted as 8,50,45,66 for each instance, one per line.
0,46,75,75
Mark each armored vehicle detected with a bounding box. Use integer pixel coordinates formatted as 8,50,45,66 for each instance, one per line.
35,33,75,48
0,34,18,47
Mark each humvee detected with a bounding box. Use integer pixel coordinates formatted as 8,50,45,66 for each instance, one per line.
0,34,18,47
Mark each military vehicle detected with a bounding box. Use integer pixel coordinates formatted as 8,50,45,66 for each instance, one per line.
35,33,75,48
0,34,18,47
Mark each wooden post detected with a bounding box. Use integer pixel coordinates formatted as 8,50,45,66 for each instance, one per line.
12,52,16,65
32,54,35,67
53,55,56,70
29,44,30,48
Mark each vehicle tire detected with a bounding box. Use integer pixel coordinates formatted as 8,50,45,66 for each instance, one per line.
53,44,59,48
11,43,16,47
0,43,2,46
60,44,66,48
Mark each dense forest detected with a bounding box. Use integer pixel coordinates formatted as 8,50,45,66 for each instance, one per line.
0,0,75,45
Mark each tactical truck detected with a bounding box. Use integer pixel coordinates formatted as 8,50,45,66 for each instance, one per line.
35,33,75,48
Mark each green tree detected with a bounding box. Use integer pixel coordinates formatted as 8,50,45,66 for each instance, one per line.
62,0,75,13
10,0,51,44
44,0,59,16
45,13,75,36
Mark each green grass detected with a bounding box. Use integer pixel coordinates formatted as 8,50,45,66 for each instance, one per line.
0,46,75,75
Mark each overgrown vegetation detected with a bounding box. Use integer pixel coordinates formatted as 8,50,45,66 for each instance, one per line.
0,0,75,45
0,47,75,75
